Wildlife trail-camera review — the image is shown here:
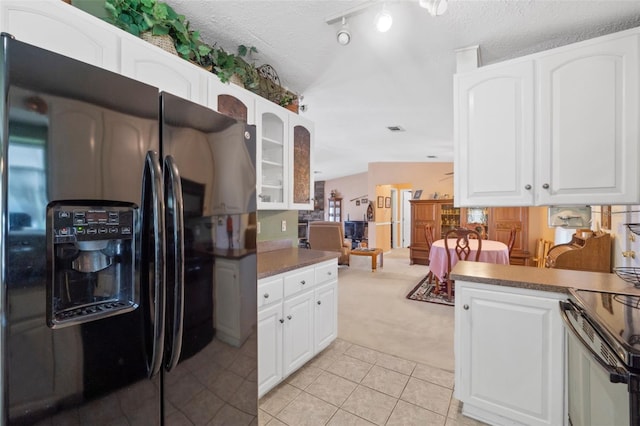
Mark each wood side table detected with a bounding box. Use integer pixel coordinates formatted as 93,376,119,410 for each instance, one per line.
351,248,383,272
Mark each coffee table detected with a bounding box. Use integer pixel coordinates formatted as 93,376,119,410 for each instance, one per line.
351,248,383,272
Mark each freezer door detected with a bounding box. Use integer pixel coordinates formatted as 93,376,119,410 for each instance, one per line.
160,92,258,424
2,36,162,424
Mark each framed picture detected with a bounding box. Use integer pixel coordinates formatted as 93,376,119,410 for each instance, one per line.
361,198,368,204
356,200,360,206
385,197,391,208
413,190,423,200
601,205,611,230
377,196,384,208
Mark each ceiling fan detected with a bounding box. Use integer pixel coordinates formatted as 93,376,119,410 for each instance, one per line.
440,171,454,181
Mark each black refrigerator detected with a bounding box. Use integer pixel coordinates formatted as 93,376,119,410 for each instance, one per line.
1,34,258,425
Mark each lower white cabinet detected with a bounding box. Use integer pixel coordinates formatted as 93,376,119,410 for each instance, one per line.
454,281,565,426
214,255,257,347
258,259,337,397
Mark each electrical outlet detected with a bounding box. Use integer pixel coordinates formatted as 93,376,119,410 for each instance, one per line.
281,220,287,232
257,222,261,234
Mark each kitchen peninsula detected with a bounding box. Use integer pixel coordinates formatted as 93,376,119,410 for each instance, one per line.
257,246,339,397
451,261,638,426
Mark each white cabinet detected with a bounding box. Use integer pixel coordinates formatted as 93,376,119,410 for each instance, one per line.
120,34,208,105
256,98,314,210
536,32,640,205
0,0,120,72
454,281,565,426
454,60,535,206
257,259,338,397
207,75,256,124
256,98,289,209
214,255,257,347
289,114,314,210
455,27,640,207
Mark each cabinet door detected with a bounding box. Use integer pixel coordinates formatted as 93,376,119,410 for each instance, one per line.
455,60,535,206
314,281,337,353
207,75,256,124
257,302,283,398
537,33,640,205
215,259,241,344
120,35,208,105
282,290,314,376
256,99,289,209
0,0,120,72
289,115,314,210
487,207,528,254
455,283,564,426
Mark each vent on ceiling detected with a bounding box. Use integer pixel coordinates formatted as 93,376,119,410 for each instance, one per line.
387,125,405,132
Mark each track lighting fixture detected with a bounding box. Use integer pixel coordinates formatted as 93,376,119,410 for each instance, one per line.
375,4,393,33
336,17,351,45
419,0,448,16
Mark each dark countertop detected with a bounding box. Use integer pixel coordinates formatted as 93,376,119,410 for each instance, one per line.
450,261,640,296
258,248,339,279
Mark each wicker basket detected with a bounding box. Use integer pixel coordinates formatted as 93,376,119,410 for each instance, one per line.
140,32,178,56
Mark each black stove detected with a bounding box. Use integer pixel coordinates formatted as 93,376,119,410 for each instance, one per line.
570,288,640,371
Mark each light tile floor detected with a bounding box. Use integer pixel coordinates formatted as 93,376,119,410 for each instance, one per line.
259,338,486,426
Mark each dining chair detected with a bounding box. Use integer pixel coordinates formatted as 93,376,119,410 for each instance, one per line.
443,228,482,301
507,227,517,259
424,225,438,289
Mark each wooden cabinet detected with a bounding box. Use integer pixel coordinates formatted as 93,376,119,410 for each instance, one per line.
455,27,640,206
460,207,530,265
327,197,342,222
257,259,338,398
0,0,120,72
455,281,565,426
409,199,460,265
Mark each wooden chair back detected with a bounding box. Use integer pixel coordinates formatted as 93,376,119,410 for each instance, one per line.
424,225,435,251
507,227,517,257
442,228,482,301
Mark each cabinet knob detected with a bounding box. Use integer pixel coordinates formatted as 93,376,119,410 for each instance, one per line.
463,304,469,310
287,315,292,320
317,300,321,305
542,183,550,189
263,293,269,299
327,271,332,276
524,184,532,190
300,280,306,285
279,318,284,323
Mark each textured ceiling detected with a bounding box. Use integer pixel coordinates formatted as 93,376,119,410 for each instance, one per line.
165,0,640,180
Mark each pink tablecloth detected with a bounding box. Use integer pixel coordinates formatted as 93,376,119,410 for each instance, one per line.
428,239,509,281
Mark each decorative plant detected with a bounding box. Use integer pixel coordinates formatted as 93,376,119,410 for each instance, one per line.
104,0,211,66
235,45,259,89
278,91,297,107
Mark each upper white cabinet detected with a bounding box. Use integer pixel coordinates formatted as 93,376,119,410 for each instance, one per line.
256,98,289,209
207,76,256,125
455,28,640,206
455,60,535,206
0,0,120,72
455,281,565,426
120,35,208,105
289,114,314,210
536,33,639,205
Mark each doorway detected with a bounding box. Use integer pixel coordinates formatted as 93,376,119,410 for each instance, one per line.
390,189,398,248
401,190,412,247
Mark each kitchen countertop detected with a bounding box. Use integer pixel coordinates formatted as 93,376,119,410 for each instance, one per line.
258,248,339,279
451,261,640,296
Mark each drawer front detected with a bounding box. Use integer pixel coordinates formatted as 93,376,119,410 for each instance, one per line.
258,276,284,308
315,261,338,284
284,268,315,297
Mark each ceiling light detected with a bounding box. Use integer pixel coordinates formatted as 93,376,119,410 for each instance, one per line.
419,0,448,16
336,17,351,45
375,5,393,33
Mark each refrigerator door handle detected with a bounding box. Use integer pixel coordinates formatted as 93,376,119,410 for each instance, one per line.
164,155,185,371
144,150,166,378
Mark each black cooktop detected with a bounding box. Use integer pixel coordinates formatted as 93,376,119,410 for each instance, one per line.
572,289,640,370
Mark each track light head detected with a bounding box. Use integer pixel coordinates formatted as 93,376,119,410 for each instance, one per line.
337,17,351,45
419,0,448,16
375,7,393,33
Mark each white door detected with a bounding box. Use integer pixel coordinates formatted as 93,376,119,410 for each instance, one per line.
314,281,337,353
402,190,412,247
282,290,314,376
257,303,283,398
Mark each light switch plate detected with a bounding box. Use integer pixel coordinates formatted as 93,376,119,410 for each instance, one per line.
281,220,287,232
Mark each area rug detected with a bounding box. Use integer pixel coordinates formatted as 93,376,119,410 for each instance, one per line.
406,275,454,306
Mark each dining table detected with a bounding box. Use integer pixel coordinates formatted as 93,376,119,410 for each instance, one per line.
428,238,510,282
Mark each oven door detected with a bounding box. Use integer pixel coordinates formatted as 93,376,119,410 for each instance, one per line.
560,301,631,426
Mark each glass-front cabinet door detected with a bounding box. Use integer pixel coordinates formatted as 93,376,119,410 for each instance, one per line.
289,114,314,210
256,99,288,209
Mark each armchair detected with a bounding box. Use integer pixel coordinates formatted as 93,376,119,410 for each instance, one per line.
308,221,351,265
